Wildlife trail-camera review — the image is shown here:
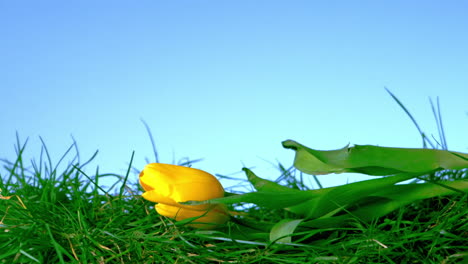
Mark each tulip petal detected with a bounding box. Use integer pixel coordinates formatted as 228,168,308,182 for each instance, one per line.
140,163,229,229
142,190,213,210
156,203,229,229
142,190,178,206
139,167,169,192
139,177,154,192
140,163,225,202
171,182,224,202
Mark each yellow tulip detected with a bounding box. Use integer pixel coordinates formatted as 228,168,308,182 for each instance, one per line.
139,163,229,229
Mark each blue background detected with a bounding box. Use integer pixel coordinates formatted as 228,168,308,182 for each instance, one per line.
1,1,467,190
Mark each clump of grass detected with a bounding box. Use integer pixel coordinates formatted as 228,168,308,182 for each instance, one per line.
1,91,467,263
1,135,466,263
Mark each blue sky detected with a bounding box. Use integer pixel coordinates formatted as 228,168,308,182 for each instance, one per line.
1,1,467,190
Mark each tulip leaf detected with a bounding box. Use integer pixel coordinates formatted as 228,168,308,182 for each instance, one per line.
360,179,468,219
301,180,468,228
270,219,303,244
183,190,317,209
282,140,468,176
292,172,423,219
243,167,296,193
188,170,428,219
185,169,321,209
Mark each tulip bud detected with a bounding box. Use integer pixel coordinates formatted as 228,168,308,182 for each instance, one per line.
139,163,229,229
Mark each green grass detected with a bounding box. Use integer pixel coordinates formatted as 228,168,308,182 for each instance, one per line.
1,135,466,263
1,93,467,263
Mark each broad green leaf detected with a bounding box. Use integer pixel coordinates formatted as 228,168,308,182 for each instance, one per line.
186,169,425,219
187,169,421,220
183,190,318,209
353,179,468,221
282,140,468,176
270,219,303,243
301,180,467,228
183,169,323,210
293,172,424,219
243,168,295,193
